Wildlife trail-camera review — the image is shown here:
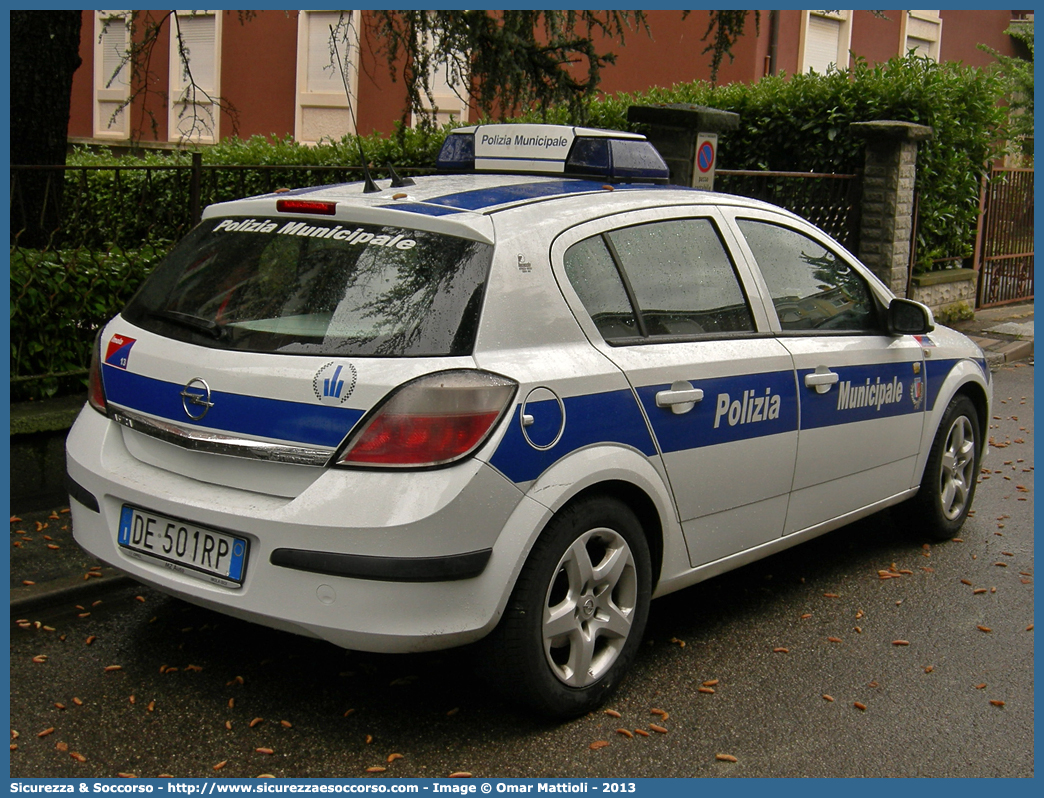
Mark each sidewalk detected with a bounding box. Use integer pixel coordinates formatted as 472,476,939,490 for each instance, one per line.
949,300,1034,368
9,301,1033,614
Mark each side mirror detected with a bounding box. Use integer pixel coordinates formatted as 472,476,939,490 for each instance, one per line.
887,297,934,335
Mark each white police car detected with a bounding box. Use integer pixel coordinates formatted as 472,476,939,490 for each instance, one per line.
67,124,991,718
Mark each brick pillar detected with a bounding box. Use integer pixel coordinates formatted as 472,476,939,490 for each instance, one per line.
628,104,739,188
850,121,933,296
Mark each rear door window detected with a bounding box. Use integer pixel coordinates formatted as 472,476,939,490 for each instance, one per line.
562,235,640,340
563,217,755,342
123,217,493,357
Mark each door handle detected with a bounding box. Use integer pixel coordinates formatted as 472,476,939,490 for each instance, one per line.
656,381,704,415
805,366,839,395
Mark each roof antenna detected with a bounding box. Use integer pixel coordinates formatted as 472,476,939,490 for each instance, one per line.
332,25,380,194
386,163,415,188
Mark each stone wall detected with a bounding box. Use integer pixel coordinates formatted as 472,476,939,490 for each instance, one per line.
909,269,978,314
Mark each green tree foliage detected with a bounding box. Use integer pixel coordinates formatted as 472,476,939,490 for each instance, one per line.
99,11,254,142
697,10,759,83
88,11,763,136
982,21,1033,158
367,11,647,126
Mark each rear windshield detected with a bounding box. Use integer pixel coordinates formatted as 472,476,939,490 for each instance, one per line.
123,216,493,357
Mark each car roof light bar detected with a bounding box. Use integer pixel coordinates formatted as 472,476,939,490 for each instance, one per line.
436,124,670,184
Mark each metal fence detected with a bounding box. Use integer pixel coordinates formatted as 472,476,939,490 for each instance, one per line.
10,159,429,250
12,162,864,251
715,169,862,251
974,168,1034,308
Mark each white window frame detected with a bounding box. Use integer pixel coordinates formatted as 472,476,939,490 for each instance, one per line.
900,10,942,61
295,10,360,145
797,10,853,74
412,31,470,128
168,9,222,144
94,10,132,139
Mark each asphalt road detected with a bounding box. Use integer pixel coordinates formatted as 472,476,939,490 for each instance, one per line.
9,363,1033,779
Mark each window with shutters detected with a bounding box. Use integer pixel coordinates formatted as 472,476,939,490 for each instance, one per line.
798,11,852,74
295,10,360,145
900,11,942,61
94,11,131,139
413,31,470,128
169,10,221,143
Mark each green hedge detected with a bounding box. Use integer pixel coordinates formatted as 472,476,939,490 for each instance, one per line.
63,54,1007,271
10,247,161,400
554,54,1009,270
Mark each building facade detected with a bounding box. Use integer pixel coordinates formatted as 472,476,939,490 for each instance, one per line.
67,9,1029,147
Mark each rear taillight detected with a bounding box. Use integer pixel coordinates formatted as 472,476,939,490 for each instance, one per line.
87,334,107,415
336,370,517,468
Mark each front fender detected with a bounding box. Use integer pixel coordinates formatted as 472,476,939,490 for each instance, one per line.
917,355,992,484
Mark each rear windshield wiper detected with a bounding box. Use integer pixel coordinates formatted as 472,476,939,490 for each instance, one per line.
148,309,227,340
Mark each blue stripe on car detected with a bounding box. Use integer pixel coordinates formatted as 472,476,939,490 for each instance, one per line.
924,358,989,411
378,202,465,217
423,181,657,211
102,366,363,448
489,389,657,484
797,362,924,429
636,370,799,451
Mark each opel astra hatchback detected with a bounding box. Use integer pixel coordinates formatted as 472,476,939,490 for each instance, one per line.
67,124,992,717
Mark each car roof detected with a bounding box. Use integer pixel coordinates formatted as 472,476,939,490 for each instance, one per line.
204,173,802,240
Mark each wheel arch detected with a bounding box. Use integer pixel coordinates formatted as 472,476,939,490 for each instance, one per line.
915,363,993,484
553,480,665,591
515,443,679,592
954,379,990,450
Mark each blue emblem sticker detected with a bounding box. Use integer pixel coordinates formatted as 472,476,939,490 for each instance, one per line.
313,362,357,404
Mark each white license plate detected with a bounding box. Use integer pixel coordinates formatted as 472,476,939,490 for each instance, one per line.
118,505,248,588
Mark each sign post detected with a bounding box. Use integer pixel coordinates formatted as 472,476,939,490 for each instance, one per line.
694,132,717,191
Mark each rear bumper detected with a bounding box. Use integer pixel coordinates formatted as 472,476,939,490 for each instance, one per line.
66,407,550,652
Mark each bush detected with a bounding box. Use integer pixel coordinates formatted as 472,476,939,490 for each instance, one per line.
59,124,452,249
934,301,976,325
63,55,1006,271
10,246,160,400
580,54,1008,271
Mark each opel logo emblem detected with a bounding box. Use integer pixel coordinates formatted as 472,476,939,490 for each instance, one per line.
180,377,214,421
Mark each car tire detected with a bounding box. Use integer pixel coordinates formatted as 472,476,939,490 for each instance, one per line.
903,394,982,541
490,495,652,719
